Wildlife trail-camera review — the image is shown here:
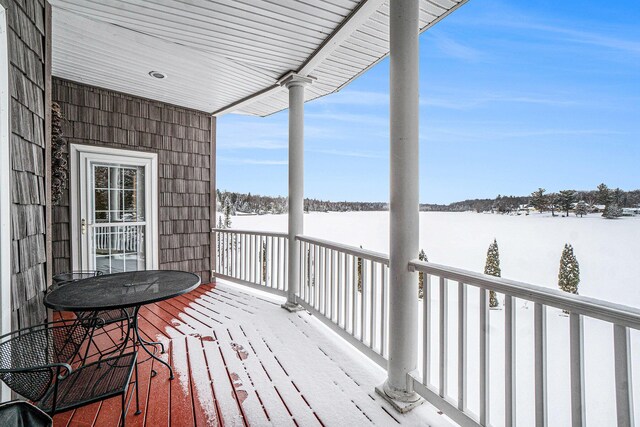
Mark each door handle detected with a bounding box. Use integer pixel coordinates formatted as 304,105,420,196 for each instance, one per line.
81,218,86,235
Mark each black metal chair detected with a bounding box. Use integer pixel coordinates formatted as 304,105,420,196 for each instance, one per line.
52,271,135,352
0,401,52,427
0,320,138,426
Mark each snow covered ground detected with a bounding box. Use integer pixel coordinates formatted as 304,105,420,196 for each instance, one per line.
229,211,640,426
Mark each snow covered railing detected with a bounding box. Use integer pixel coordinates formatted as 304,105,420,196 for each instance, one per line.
408,259,639,427
213,228,289,296
295,235,390,368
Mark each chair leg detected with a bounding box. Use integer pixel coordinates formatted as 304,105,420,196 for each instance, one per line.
134,353,141,415
121,392,126,427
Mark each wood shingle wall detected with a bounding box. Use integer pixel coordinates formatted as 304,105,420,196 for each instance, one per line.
5,0,48,329
52,78,214,283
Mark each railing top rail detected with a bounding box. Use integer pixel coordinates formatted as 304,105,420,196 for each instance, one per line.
410,259,640,330
296,234,389,266
212,228,288,238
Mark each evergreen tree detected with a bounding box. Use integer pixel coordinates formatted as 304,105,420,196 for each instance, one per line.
596,183,610,205
575,200,588,217
418,249,428,299
548,193,559,217
484,239,501,308
613,188,624,206
558,190,576,217
558,244,580,297
603,203,623,219
357,246,363,292
530,188,547,213
262,240,267,283
223,197,232,228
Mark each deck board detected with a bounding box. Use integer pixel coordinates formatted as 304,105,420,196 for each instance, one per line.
51,281,453,426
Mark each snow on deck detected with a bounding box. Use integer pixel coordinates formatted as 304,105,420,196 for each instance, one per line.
54,280,453,426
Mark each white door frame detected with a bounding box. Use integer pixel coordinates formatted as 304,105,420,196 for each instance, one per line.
0,5,11,338
70,144,159,272
0,4,11,402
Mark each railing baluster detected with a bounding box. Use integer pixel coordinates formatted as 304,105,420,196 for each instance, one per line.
235,232,238,279
316,244,320,308
458,281,467,412
229,232,233,276
570,312,585,427
614,324,634,427
344,254,349,330
505,295,516,427
370,261,376,348
323,246,327,313
303,241,308,300
352,255,357,336
252,234,257,283
361,260,366,342
330,249,335,322
273,236,277,289
423,274,431,385
223,232,227,275
338,252,344,328
534,302,547,427
240,233,251,281
439,276,448,397
480,287,489,426
284,238,288,290
268,236,273,287
381,264,387,358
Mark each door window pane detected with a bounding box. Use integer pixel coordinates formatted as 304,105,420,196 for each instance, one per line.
93,164,145,223
92,225,145,274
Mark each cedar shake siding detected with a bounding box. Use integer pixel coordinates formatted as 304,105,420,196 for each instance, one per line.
5,0,48,329
51,78,214,283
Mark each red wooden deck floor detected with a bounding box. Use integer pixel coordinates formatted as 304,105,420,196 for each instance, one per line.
51,282,451,427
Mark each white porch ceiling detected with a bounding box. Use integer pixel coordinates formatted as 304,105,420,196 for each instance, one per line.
50,0,467,116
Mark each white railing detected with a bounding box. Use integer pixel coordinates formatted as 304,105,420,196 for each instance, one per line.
213,231,639,426
213,228,288,296
296,235,389,367
409,259,639,427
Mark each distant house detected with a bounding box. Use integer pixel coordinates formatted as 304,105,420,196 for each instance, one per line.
622,207,640,216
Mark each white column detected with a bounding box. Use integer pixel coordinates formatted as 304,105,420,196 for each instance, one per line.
377,0,422,411
280,73,313,311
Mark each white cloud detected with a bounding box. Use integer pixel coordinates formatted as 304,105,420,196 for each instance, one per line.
310,90,388,107
307,148,385,159
420,91,578,110
428,31,483,61
217,157,287,165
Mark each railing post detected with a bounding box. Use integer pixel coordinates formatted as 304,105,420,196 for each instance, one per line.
280,72,314,312
614,324,634,427
376,0,422,413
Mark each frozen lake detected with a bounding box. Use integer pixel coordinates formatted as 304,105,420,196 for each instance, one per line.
229,211,640,426
233,211,640,307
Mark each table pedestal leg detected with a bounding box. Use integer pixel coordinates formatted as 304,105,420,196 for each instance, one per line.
132,306,174,380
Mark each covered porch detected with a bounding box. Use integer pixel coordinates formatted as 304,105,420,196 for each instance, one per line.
1,0,639,426
52,280,450,426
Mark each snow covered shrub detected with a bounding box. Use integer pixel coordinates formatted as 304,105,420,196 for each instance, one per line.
484,239,501,308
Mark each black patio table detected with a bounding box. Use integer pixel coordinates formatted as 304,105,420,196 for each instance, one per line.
44,270,201,380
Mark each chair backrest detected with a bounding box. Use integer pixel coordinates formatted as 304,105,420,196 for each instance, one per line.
0,323,91,402
52,270,103,287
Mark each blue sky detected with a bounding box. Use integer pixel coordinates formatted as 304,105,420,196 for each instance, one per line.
217,0,639,204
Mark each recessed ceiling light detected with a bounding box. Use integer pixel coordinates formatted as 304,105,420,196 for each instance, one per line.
149,71,167,79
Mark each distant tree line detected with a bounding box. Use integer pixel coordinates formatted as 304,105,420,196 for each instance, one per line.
216,190,387,215
217,185,639,216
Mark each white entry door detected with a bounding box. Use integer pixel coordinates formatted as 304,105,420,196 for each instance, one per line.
71,145,158,273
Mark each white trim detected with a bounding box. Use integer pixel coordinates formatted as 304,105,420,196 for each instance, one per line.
0,6,11,336
0,5,11,402
70,144,159,272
